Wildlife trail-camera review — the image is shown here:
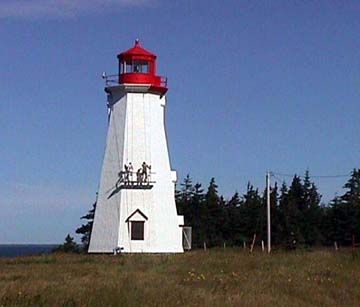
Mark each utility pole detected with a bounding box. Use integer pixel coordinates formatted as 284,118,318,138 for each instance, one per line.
266,171,271,253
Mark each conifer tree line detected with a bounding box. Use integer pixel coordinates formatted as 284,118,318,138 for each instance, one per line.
75,169,360,251
176,169,360,249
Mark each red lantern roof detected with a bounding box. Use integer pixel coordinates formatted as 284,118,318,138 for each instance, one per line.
117,39,156,60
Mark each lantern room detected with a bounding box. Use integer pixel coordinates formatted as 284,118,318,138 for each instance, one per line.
116,39,167,95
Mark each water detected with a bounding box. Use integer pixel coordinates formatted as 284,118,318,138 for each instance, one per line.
0,244,59,258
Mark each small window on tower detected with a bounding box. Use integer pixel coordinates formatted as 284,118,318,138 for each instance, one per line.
131,221,144,240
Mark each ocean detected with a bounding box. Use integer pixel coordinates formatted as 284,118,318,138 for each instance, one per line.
0,244,59,258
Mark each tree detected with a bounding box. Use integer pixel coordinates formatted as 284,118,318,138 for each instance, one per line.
175,169,360,249
342,169,360,204
204,178,224,247
176,175,194,220
334,169,360,245
300,171,323,246
269,182,282,245
54,234,79,253
238,183,263,243
322,196,344,245
278,180,297,249
76,199,96,252
175,176,207,248
277,173,323,248
225,192,241,244
189,182,206,248
321,169,360,246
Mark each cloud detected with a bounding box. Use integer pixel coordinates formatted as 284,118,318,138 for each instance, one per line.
0,0,150,19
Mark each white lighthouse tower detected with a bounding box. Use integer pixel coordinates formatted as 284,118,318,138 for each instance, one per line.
89,40,184,253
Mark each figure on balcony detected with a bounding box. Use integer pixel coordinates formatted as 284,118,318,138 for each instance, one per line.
142,162,151,181
124,164,130,183
136,168,143,185
128,162,133,181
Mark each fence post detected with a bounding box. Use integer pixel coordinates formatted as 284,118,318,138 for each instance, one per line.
250,234,256,253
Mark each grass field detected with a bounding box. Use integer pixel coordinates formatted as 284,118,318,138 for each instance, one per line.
0,248,359,306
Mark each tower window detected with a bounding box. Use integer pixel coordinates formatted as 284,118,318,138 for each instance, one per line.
131,221,144,240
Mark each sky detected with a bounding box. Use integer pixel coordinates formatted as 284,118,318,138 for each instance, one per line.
0,0,359,244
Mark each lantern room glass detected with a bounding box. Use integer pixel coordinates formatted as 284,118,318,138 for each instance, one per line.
121,61,149,74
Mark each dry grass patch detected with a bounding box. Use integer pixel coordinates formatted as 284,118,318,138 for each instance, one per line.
0,249,359,306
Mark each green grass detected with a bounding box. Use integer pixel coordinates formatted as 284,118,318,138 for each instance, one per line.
0,249,359,306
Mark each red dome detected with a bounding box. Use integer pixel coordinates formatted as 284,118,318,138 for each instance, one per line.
117,39,156,60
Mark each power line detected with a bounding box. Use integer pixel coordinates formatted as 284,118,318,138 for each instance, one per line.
271,171,350,179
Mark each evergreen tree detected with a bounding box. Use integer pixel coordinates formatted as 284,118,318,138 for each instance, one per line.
175,176,206,248
226,192,243,245
177,174,195,221
278,181,296,248
75,199,96,252
339,169,360,244
191,182,206,248
342,169,360,203
322,197,344,245
300,171,323,246
54,234,79,253
269,182,282,245
204,178,224,246
180,174,195,202
174,169,360,249
239,183,263,243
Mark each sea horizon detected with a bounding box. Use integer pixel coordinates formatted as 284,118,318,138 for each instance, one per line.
0,244,60,258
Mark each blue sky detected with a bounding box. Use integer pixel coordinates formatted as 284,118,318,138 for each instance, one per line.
0,0,359,243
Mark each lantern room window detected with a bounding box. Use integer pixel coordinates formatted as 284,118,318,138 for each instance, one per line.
126,62,132,73
121,61,149,74
133,61,149,73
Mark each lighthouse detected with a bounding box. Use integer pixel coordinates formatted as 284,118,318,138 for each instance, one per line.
88,40,184,253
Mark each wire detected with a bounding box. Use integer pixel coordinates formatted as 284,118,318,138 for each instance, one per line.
271,172,350,179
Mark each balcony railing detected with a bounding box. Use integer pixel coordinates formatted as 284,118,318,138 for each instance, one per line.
106,167,156,199
115,170,155,188
102,73,119,86
102,73,168,88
